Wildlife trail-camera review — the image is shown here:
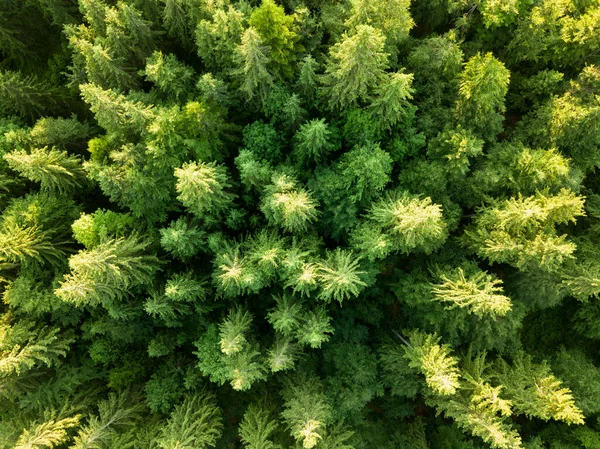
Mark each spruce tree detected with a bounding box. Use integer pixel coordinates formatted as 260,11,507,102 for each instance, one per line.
320,25,389,110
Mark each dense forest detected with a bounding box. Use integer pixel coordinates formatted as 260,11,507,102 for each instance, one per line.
2,0,600,447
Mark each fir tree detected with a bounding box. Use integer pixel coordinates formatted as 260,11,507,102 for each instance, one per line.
239,404,280,449
156,390,223,449
13,415,80,449
233,27,274,103
281,375,332,449
4,147,86,194
317,249,367,304
55,235,160,308
174,161,235,218
403,330,461,396
430,264,513,318
260,174,319,234
351,191,448,260
455,53,510,140
293,119,339,164
320,25,389,110
248,0,301,78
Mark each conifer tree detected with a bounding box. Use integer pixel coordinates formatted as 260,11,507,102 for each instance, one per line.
430,264,513,318
157,390,223,449
281,375,332,449
5,147,86,194
159,218,206,260
427,127,484,177
233,27,275,103
496,352,585,425
195,5,245,73
351,191,448,260
317,249,367,304
248,0,301,78
0,71,60,120
55,235,160,308
320,25,389,110
260,174,319,234
71,392,144,449
455,53,510,140
466,189,585,272
239,404,280,449
0,317,75,377
13,415,80,449
143,51,195,102
293,119,338,164
219,307,252,356
174,161,235,218
403,330,461,396
80,83,155,136
368,71,415,131
344,0,414,48
296,306,334,348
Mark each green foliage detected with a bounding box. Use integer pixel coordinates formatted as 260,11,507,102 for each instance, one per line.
157,390,223,449
496,352,585,425
239,404,280,449
0,317,74,376
233,27,274,103
466,189,585,272
404,330,461,396
345,0,413,48
317,249,367,304
143,51,195,102
72,209,135,249
368,71,416,131
261,174,319,234
159,217,206,260
351,191,448,260
174,161,235,218
0,71,61,120
13,415,80,449
293,119,339,164
281,375,332,449
248,0,301,78
4,146,85,193
455,53,510,140
55,235,160,308
320,25,389,110
430,264,512,318
427,127,484,178
2,2,600,448
71,392,144,449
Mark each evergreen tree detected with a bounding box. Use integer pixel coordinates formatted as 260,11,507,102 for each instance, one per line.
455,53,510,141
344,0,414,49
0,71,61,120
430,264,512,318
156,390,223,449
239,404,280,449
174,161,235,218
281,375,332,449
466,189,585,272
351,191,448,260
293,119,339,164
248,0,301,78
260,174,319,234
233,27,275,103
403,330,461,396
4,147,86,194
368,71,415,131
55,235,160,308
320,25,389,110
13,415,80,449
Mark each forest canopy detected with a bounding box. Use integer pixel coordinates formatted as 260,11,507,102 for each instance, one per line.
2,0,600,448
